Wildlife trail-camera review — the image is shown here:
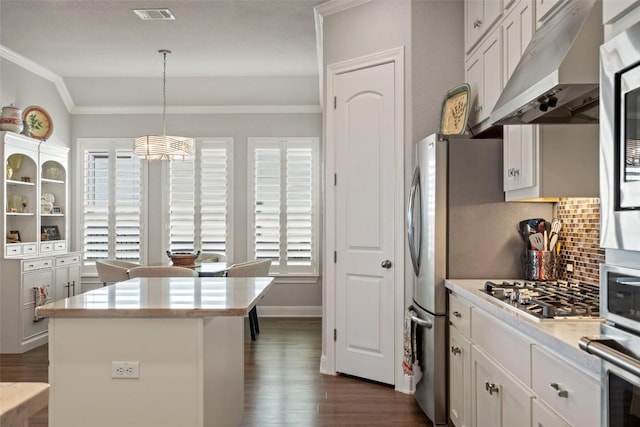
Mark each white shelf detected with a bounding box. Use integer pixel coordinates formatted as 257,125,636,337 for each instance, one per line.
41,178,64,185
6,180,36,186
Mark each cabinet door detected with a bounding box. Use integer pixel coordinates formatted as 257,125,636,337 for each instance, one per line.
54,263,81,299
466,0,486,51
502,1,535,193
466,52,483,127
472,346,533,427
481,28,503,124
532,398,571,427
450,326,472,427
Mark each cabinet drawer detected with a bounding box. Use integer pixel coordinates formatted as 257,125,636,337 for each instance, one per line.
55,254,80,267
449,293,472,336
23,243,37,254
531,345,599,427
23,258,53,272
40,242,53,252
22,306,49,340
53,241,66,251
472,309,531,386
6,244,21,256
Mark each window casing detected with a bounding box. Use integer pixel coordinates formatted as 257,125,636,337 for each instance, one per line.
248,137,320,276
79,139,146,272
168,139,233,259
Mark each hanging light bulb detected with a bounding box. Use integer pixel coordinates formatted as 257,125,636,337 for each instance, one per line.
134,49,194,160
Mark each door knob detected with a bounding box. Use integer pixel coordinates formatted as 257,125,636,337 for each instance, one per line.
381,260,392,269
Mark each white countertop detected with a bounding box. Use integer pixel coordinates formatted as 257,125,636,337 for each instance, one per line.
445,278,603,377
37,277,273,318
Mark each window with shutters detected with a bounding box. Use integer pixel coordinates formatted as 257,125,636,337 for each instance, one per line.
168,139,233,259
248,137,319,275
80,140,145,269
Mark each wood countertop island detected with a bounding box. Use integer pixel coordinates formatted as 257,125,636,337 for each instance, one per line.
38,277,273,427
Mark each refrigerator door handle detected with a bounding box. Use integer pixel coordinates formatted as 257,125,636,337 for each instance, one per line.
410,314,433,329
407,166,422,276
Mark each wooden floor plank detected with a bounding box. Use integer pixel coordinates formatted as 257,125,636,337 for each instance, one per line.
1,317,432,426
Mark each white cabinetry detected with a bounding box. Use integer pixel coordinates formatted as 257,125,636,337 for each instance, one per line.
466,27,503,127
603,0,640,24
466,0,504,53
471,345,533,427
504,124,599,201
2,132,70,258
53,253,81,300
449,294,473,427
531,345,599,427
448,290,600,427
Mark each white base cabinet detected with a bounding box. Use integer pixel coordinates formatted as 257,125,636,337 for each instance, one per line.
0,252,81,353
448,292,600,427
471,345,533,427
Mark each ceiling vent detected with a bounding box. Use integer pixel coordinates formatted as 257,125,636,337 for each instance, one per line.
133,9,176,21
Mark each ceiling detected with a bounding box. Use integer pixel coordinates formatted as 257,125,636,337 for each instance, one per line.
0,0,325,108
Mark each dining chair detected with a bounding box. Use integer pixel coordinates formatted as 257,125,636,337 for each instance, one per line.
127,266,198,278
226,259,271,341
96,260,140,285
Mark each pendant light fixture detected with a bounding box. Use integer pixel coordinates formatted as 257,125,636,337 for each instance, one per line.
134,49,194,160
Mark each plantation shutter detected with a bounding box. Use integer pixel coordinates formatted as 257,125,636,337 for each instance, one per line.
249,138,318,275
83,147,142,264
169,141,230,257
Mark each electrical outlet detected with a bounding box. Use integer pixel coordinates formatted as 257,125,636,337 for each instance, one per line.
111,361,139,379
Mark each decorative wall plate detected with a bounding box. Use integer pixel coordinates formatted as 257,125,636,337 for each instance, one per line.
23,106,53,141
439,83,471,135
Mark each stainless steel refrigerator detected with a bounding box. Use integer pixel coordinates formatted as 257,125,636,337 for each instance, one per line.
406,133,551,425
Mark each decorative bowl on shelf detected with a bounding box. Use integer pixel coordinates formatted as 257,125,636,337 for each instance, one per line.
166,250,201,267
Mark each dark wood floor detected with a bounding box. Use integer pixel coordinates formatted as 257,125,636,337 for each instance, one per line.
1,318,432,426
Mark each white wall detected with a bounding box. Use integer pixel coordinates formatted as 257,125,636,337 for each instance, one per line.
0,59,71,147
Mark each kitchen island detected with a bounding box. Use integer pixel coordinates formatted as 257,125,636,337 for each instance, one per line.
37,276,273,427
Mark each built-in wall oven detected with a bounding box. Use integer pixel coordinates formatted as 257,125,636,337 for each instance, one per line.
600,19,640,251
580,264,640,426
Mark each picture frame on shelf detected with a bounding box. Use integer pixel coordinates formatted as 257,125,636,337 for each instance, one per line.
7,230,21,243
41,225,60,241
51,206,62,214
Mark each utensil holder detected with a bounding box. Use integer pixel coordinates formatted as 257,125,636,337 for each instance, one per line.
521,250,558,281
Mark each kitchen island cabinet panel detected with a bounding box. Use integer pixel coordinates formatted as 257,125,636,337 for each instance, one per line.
532,398,571,427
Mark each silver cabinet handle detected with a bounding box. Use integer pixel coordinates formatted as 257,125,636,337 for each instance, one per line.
452,311,462,318
485,381,499,395
550,383,568,398
381,260,392,269
451,346,461,355
473,18,483,28
474,105,483,113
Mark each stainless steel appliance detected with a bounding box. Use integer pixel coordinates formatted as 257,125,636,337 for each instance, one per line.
482,280,600,321
580,264,640,426
600,19,640,251
490,0,602,125
407,134,550,425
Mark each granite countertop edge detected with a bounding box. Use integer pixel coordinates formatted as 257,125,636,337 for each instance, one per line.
445,279,602,378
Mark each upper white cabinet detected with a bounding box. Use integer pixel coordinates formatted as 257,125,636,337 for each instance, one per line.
2,132,70,258
466,26,503,127
603,0,640,24
504,124,599,201
466,0,504,53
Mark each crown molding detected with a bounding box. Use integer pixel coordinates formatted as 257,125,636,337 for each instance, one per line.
0,44,75,112
72,105,322,115
314,0,370,108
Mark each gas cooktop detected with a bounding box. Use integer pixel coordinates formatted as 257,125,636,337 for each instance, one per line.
480,280,600,321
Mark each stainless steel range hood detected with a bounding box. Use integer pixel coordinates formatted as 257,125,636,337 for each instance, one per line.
490,0,603,125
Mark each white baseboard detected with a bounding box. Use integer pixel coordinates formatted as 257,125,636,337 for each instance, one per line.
319,354,334,376
256,306,322,317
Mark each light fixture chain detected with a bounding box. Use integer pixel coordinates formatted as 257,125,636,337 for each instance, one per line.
162,50,168,136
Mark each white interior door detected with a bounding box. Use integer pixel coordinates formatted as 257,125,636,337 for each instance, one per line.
334,61,396,385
